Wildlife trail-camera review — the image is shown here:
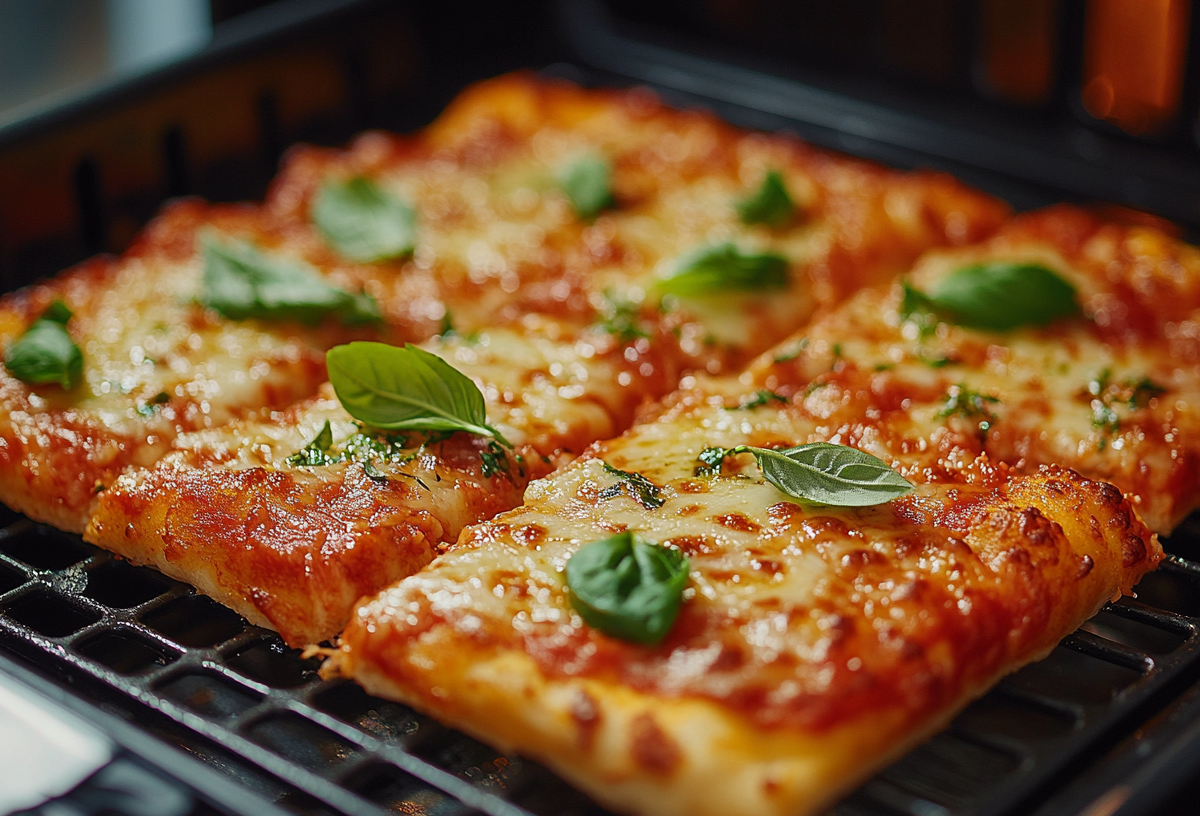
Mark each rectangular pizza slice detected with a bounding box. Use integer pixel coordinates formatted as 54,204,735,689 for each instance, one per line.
738,203,1200,533
0,199,387,532
84,316,673,645
330,383,1160,816
266,72,1009,373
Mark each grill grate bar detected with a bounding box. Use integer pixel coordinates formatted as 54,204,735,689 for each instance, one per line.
1059,630,1157,673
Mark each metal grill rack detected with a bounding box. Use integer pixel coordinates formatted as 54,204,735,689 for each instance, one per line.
3,504,1200,816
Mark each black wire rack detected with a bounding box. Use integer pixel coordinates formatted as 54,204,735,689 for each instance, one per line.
3,502,1200,816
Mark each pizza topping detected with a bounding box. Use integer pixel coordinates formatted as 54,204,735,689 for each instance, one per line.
286,419,337,466
599,461,666,509
311,176,416,263
4,300,83,389
565,531,689,645
656,243,789,298
1085,369,1167,441
695,442,914,506
200,232,381,325
736,169,795,228
735,389,789,410
903,261,1079,331
595,291,649,343
135,391,172,417
937,384,1001,437
559,154,614,220
326,342,511,445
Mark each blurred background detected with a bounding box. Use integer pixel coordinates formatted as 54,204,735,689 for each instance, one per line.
0,0,280,122
1,0,1196,140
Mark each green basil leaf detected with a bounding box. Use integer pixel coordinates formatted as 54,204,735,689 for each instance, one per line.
200,232,380,325
906,262,1079,331
559,155,614,220
699,442,912,506
598,461,665,509
566,532,689,645
656,243,788,298
286,420,336,467
4,301,84,389
312,176,416,263
736,170,795,227
326,341,510,446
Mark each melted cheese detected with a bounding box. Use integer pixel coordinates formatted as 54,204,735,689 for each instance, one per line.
740,205,1200,533
268,74,1008,367
335,395,1159,816
83,314,669,645
0,202,367,531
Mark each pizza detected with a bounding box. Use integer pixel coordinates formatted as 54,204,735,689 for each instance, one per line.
738,204,1200,534
264,73,1009,371
85,317,671,645
0,73,1001,645
0,71,1182,816
0,200,386,533
331,373,1160,816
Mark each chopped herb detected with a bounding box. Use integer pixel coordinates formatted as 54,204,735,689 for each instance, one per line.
694,446,728,477
1085,370,1166,441
286,420,338,467
135,391,172,418
773,338,809,363
937,385,1000,420
598,461,665,509
736,170,795,228
919,350,954,368
479,440,512,478
1126,376,1166,409
597,292,649,343
938,385,1000,438
736,390,788,410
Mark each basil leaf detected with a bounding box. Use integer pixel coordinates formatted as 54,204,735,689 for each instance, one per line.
559,155,614,220
906,262,1079,331
598,461,665,509
699,442,912,506
312,176,416,263
200,232,380,325
326,341,511,446
566,532,689,645
4,301,84,389
286,420,336,467
736,170,795,227
656,243,788,298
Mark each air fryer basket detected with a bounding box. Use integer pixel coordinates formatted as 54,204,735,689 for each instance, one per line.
3,2,1200,814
